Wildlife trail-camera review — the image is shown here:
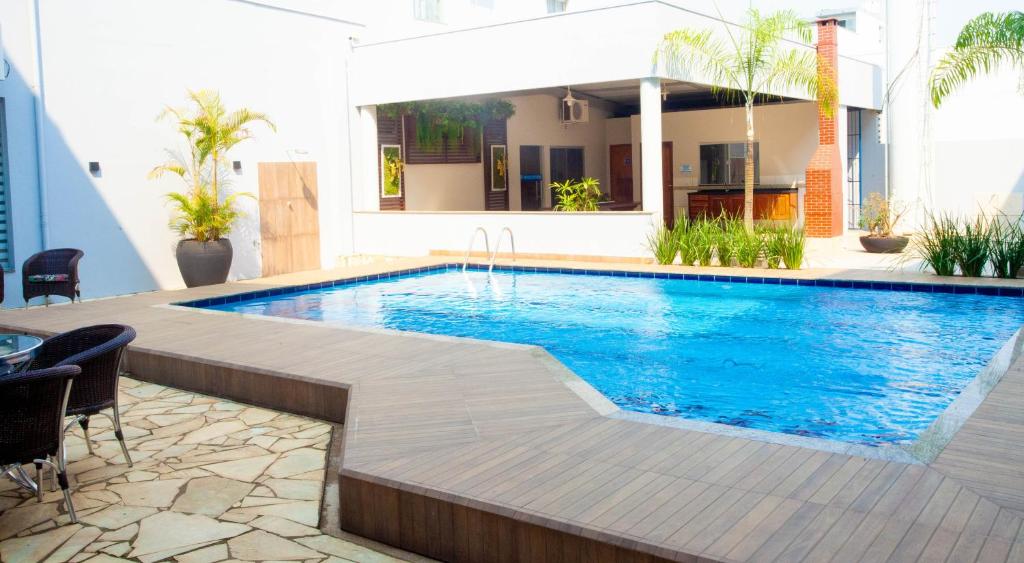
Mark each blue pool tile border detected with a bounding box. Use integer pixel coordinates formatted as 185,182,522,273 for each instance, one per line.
174,263,1024,308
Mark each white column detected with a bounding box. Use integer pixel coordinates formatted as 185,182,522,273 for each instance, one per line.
355,105,380,212
639,77,663,225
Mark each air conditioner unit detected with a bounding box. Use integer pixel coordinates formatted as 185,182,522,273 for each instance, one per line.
560,99,589,124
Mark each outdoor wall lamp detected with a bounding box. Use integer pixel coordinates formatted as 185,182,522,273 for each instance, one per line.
233,161,242,174
88,162,101,176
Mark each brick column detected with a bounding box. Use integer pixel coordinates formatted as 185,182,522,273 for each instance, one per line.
804,18,843,237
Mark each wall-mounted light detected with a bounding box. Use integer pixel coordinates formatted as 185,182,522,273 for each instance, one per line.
88,161,101,176
232,160,242,174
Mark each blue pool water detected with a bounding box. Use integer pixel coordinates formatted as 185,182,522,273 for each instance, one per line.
202,269,1024,446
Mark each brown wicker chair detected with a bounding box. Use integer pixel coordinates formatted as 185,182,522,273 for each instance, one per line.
0,365,81,523
27,324,136,467
22,248,83,306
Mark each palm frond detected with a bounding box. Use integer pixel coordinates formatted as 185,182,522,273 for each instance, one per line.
758,49,837,115
656,28,739,95
929,11,1024,107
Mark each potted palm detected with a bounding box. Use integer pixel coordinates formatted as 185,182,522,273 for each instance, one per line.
150,90,274,287
859,193,909,253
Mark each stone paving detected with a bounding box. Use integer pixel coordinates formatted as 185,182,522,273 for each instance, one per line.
0,378,408,563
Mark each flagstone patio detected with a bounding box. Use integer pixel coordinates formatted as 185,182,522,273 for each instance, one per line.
0,378,412,563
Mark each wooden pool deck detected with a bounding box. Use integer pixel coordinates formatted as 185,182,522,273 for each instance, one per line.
2,257,1023,562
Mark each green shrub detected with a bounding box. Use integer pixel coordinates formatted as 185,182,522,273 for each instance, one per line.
913,214,959,276
647,223,679,265
732,228,762,268
690,216,717,266
715,217,742,267
989,217,1024,279
954,215,990,277
757,225,785,269
779,225,806,270
675,219,697,266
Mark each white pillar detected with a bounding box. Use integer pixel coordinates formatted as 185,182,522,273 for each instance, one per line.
639,77,664,226
355,105,380,212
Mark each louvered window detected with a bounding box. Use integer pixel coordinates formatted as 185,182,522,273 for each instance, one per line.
402,115,480,165
0,100,12,271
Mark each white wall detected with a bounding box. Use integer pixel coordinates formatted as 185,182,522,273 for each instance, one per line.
0,0,357,306
353,211,657,259
506,94,611,210
605,102,819,217
405,163,484,211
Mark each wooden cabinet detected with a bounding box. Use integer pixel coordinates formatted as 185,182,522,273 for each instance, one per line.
688,190,797,222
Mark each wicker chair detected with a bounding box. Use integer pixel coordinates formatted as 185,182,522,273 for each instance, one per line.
0,365,81,522
27,325,136,467
22,248,84,306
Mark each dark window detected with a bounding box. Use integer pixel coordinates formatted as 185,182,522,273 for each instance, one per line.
700,142,759,185
550,147,584,184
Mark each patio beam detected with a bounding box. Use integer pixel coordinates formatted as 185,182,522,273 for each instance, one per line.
639,77,664,226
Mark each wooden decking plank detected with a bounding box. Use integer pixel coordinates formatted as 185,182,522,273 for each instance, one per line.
605,478,702,536
633,483,730,542
886,522,940,563
723,445,801,490
976,537,1014,563
806,455,869,505
769,450,834,498
722,497,804,562
659,487,749,547
786,453,851,501
571,471,666,526
695,492,782,558
746,502,827,562
848,462,907,513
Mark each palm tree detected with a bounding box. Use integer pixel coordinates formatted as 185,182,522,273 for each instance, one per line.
656,9,837,230
929,11,1024,108
150,90,275,242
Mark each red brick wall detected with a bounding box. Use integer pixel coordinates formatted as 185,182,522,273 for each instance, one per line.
804,19,843,238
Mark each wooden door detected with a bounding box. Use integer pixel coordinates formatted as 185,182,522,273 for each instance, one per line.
258,162,321,277
609,144,633,204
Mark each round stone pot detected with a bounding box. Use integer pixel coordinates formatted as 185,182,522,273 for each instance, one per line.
859,235,909,254
175,239,233,287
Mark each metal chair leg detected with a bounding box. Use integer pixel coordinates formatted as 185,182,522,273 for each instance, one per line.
78,416,94,455
33,462,43,502
112,409,132,467
34,458,75,523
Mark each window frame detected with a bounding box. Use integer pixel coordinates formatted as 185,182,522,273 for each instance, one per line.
489,144,508,192
0,98,13,272
379,144,404,199
699,141,759,186
413,0,443,23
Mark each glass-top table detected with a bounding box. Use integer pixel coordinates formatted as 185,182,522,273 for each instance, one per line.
0,334,44,375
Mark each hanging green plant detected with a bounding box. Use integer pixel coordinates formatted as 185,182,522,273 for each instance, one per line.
379,99,515,154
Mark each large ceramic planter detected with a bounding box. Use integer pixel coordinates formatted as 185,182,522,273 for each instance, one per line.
175,239,233,287
859,235,909,254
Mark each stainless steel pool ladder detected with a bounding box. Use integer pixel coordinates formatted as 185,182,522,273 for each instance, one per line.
462,227,490,271
489,227,516,272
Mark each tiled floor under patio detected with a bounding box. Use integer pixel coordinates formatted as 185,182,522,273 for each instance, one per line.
0,378,414,563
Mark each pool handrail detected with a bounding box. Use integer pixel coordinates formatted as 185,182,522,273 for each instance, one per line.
462,227,490,272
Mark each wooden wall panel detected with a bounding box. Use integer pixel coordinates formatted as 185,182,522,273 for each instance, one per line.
339,474,679,563
258,162,321,277
482,119,509,211
377,115,405,211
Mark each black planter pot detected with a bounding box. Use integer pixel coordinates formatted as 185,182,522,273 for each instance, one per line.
859,235,909,254
175,239,233,287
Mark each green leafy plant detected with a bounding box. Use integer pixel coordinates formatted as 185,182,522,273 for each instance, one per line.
930,11,1024,108
859,193,908,237
378,99,516,153
675,219,697,266
656,8,837,230
758,225,784,268
989,216,1024,278
648,222,679,265
913,214,960,276
690,216,718,266
150,90,274,242
734,226,763,268
955,215,991,277
551,177,604,212
715,217,741,266
778,225,805,270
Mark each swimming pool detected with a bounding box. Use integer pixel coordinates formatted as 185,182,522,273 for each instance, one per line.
194,266,1024,447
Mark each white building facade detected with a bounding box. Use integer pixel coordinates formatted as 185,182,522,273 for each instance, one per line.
0,0,1019,305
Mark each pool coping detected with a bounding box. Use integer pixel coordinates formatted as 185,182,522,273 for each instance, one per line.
172,262,1024,464
3,257,1023,562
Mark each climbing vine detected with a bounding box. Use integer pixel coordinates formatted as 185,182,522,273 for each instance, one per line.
378,99,515,153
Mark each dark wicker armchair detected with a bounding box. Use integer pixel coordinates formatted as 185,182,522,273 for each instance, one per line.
22,248,84,305
0,365,81,522
27,324,137,467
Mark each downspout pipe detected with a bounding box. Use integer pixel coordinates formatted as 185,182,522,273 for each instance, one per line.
30,0,50,249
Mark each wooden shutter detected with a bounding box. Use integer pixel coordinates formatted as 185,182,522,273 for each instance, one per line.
0,100,12,271
377,115,405,211
403,114,481,165
482,120,509,211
